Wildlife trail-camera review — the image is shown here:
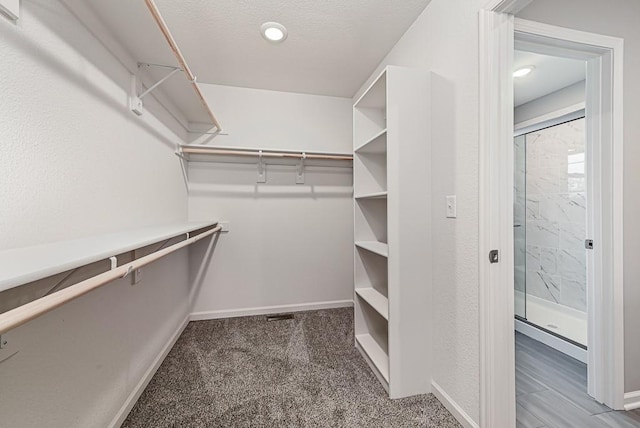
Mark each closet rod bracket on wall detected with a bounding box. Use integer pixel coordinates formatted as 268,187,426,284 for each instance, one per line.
257,150,266,183
296,153,306,184
129,63,184,116
0,335,6,349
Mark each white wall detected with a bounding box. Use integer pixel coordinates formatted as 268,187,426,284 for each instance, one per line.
188,84,354,318
518,0,640,395
0,1,192,426
515,80,585,125
353,0,482,423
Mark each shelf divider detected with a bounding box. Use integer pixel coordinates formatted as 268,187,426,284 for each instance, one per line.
356,334,389,382
355,241,389,258
355,129,387,154
355,288,389,320
355,191,388,200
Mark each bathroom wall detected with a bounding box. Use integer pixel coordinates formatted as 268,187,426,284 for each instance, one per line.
519,118,587,312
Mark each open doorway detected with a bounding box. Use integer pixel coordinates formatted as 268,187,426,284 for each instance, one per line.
510,47,620,425
513,50,588,360
478,7,625,427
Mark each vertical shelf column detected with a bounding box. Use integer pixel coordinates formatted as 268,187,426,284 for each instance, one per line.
353,66,431,399
353,70,389,391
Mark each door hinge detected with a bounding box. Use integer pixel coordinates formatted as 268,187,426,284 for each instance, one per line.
585,239,594,250
489,250,499,264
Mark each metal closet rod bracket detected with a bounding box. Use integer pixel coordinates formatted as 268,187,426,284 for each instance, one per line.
129,62,190,116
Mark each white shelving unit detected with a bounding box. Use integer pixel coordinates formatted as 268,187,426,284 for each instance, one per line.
353,66,431,398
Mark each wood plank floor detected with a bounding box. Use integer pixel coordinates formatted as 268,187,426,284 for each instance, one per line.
516,332,640,427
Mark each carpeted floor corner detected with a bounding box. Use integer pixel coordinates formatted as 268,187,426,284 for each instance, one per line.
123,308,461,427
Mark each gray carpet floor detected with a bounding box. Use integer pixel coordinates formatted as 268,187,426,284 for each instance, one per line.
123,308,461,427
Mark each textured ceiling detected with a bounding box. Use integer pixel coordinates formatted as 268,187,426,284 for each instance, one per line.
86,0,431,100
514,50,586,107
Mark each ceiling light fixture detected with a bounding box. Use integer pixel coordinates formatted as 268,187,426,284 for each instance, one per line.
261,22,288,43
513,66,535,78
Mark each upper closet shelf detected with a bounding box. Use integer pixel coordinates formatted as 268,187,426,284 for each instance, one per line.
0,221,217,293
141,0,222,132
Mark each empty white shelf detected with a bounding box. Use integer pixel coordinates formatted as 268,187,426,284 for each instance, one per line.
355,129,387,154
354,70,387,109
355,288,388,320
0,221,217,293
356,334,389,382
355,241,389,258
355,191,388,200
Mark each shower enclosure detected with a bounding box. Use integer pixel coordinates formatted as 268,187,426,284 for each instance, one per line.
513,117,587,347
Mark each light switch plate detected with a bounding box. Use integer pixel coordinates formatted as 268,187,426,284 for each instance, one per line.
446,195,457,218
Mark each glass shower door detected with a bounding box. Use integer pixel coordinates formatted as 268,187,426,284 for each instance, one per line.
514,135,526,319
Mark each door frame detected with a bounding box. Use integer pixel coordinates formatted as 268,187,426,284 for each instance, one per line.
479,2,624,426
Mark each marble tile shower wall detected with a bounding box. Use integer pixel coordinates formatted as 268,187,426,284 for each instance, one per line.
516,118,587,313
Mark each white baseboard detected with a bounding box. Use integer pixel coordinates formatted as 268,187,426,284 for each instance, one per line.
108,314,191,428
515,318,587,363
189,299,354,321
431,381,479,428
624,390,640,410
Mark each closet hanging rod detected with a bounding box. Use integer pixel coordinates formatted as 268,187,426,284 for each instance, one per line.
143,0,223,133
0,225,222,335
180,146,354,161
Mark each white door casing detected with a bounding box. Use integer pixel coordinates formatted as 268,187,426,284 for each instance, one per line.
479,3,624,427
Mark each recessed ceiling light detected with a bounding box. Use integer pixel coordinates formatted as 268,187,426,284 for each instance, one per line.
513,66,535,78
261,22,288,43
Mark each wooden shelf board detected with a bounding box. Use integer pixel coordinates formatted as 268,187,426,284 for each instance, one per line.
355,241,389,258
356,334,390,382
355,288,389,320
0,221,217,293
355,129,387,154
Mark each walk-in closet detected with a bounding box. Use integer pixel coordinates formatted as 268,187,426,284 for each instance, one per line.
2,0,640,427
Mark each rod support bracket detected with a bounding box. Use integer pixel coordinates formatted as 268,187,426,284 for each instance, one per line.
0,335,6,349
121,266,133,279
296,153,306,184
129,66,182,116
257,150,266,183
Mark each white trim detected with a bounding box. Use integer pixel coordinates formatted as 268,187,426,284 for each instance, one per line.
189,300,354,321
432,381,479,428
514,102,585,135
108,314,191,428
515,319,587,364
624,391,640,411
482,0,532,14
515,18,625,50
479,8,516,428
